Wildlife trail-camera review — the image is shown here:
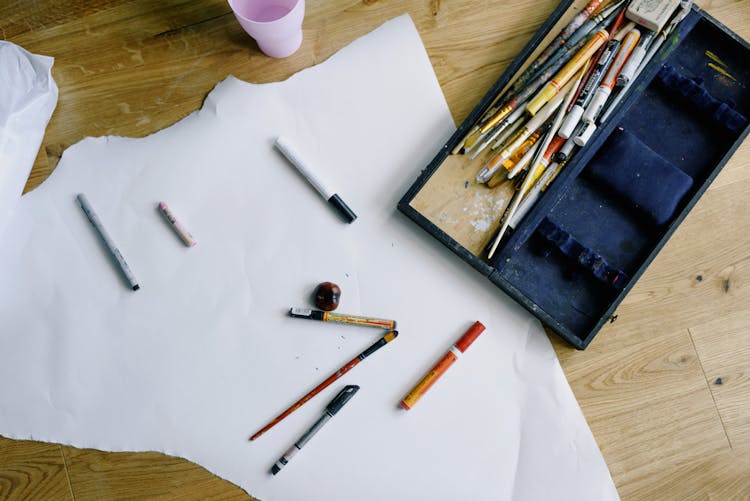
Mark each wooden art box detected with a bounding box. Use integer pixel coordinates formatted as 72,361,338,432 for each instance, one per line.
399,0,750,349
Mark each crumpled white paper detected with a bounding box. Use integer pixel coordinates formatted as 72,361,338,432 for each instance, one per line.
0,41,58,238
0,15,618,501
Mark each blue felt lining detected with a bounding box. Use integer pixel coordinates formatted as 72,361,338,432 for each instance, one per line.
655,64,748,132
584,127,694,225
535,217,629,290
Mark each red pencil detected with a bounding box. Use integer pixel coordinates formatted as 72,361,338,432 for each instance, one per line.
250,330,398,441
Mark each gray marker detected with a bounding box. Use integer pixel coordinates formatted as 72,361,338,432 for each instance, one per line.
76,193,140,291
270,385,359,475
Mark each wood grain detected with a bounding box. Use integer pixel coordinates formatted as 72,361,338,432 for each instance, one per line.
690,309,750,452
0,439,72,500
1,0,750,499
61,447,250,500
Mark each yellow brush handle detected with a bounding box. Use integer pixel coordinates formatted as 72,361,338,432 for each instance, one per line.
525,28,608,116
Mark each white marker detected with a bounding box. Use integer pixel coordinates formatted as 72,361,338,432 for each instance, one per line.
274,136,357,223
76,193,140,291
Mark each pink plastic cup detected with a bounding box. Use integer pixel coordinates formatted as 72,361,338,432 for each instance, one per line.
228,0,305,58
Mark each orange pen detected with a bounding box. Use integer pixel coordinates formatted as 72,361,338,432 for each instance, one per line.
400,321,486,410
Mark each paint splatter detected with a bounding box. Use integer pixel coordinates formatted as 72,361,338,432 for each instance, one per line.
467,192,507,233
723,278,730,293
705,51,737,82
437,211,457,225
708,62,736,81
714,377,723,385
609,314,618,323
705,50,728,67
696,275,703,281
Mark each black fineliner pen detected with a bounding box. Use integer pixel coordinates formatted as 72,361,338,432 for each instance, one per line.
270,385,359,475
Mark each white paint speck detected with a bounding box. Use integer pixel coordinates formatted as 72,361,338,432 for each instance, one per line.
468,192,506,232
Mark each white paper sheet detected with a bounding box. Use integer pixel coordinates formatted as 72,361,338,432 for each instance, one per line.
0,41,58,238
0,15,618,501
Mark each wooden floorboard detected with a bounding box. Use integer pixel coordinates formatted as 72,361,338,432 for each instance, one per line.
61,447,249,500
690,309,750,453
0,438,73,501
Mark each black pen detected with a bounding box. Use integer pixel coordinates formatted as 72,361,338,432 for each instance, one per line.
271,385,360,475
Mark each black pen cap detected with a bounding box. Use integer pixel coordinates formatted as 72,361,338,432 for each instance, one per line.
326,385,360,416
328,194,357,223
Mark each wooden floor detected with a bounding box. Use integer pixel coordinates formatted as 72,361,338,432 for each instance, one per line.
1,1,749,499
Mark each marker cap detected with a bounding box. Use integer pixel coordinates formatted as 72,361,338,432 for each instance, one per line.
289,307,325,320
455,321,486,352
558,104,584,139
617,49,640,86
328,194,357,223
326,385,359,416
582,87,610,124
573,121,597,146
555,136,577,163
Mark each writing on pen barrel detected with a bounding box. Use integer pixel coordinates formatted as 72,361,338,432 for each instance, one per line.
274,136,357,223
289,307,397,330
76,193,140,291
400,321,486,410
271,385,359,475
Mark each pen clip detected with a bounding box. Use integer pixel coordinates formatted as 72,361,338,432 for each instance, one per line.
326,385,360,416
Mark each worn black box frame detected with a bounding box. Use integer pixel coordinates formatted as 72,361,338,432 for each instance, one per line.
398,1,750,349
